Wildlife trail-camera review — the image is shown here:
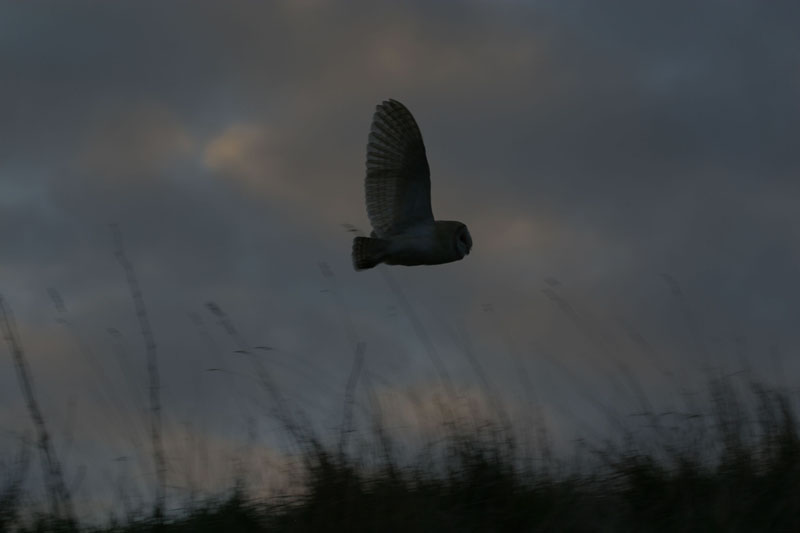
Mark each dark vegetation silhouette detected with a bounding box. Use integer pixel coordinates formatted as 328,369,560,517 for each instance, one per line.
0,297,75,529
111,225,166,523
1,248,799,531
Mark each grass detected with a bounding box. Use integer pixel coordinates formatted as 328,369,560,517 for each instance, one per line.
1,369,799,532
1,255,798,531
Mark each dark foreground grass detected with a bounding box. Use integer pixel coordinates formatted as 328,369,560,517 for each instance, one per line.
3,374,800,532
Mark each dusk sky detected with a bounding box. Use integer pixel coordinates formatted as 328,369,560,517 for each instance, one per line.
2,0,800,519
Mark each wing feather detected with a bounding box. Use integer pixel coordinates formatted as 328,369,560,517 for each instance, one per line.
365,99,433,237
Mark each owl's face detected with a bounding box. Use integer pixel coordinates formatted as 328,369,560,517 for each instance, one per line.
454,224,472,259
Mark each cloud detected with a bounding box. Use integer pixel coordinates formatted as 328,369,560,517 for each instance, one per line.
203,124,264,175
203,123,286,195
76,103,193,180
360,13,542,96
201,117,365,235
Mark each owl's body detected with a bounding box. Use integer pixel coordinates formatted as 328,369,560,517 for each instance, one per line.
352,100,472,271
354,220,469,269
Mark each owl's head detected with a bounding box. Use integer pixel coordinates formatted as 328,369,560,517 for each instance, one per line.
454,223,472,258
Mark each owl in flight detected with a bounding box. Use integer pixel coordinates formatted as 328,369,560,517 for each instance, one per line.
352,99,472,271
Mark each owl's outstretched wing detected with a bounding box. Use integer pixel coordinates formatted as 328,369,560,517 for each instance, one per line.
365,99,434,237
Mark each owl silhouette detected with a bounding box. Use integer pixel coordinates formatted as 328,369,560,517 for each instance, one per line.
352,99,472,271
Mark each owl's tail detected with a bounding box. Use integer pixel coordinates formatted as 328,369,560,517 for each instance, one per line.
352,236,388,271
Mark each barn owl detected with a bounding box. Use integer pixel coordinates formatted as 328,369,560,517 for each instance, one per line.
352,99,472,271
